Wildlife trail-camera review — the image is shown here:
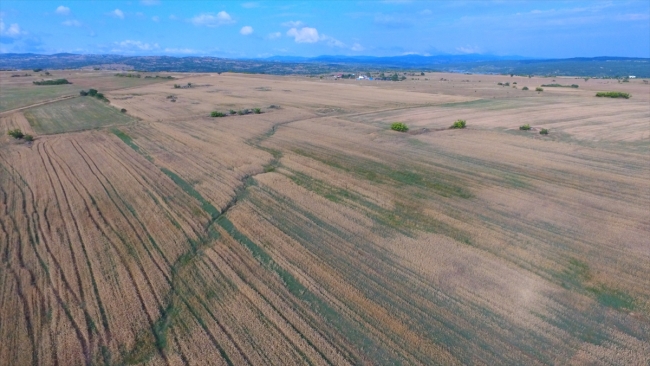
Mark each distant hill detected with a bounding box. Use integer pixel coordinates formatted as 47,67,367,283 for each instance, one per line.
0,53,648,77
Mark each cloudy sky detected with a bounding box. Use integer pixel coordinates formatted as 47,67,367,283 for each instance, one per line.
1,1,648,58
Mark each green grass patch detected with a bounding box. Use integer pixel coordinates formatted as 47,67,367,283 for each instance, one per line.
160,168,219,219
0,84,79,112
24,96,134,134
285,169,473,242
292,148,472,199
587,286,636,310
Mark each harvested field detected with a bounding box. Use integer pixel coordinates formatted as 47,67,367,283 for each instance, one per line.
1,71,649,365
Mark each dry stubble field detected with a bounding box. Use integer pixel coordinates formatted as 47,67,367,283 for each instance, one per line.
0,70,649,365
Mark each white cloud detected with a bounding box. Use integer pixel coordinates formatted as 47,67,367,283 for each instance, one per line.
110,9,125,19
152,16,160,22
141,0,160,5
351,43,364,51
266,31,282,40
0,20,24,37
190,11,235,27
242,2,259,8
164,48,198,54
115,40,160,51
55,6,70,16
62,20,82,27
240,26,253,35
456,45,481,54
286,27,319,43
320,34,345,48
281,20,304,28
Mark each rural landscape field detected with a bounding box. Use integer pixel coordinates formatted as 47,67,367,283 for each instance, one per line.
1,69,649,365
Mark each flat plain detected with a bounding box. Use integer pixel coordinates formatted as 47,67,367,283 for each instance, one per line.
1,70,649,365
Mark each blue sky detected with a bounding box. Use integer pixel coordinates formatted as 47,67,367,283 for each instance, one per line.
1,1,648,58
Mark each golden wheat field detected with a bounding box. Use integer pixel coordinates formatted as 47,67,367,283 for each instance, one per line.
1,70,649,365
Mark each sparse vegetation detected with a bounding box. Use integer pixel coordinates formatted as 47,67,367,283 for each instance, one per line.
210,111,226,117
450,119,466,129
536,87,544,92
253,108,262,114
390,122,409,132
522,86,529,90
23,134,34,142
541,83,579,88
540,128,549,135
595,91,630,99
80,88,108,102
33,79,71,85
115,73,141,78
519,124,531,130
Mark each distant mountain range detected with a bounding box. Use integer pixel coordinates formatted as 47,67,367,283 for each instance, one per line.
1,53,648,77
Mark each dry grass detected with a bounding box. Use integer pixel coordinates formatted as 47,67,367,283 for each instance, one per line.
1,71,648,365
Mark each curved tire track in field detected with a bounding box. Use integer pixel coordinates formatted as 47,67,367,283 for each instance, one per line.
44,140,171,363
70,139,173,281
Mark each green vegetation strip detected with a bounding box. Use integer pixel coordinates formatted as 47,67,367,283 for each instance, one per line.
160,168,220,219
595,91,630,99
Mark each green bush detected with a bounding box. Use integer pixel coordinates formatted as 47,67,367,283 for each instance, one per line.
253,108,262,114
7,128,25,139
79,90,88,96
540,128,549,135
522,86,529,90
536,87,544,92
229,109,237,115
210,111,226,117
120,108,127,113
390,122,409,132
519,124,531,131
450,120,466,129
23,134,34,142
595,91,630,99
88,89,98,96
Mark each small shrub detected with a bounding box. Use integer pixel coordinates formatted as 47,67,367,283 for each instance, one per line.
504,82,510,86
120,108,127,113
210,111,226,117
513,82,517,84
497,82,503,85
519,124,531,131
595,91,630,99
390,122,409,132
450,120,466,129
79,90,88,96
229,109,237,115
540,128,549,135
7,128,25,139
522,86,529,90
88,89,98,96
536,87,544,92
33,68,43,72
253,108,262,114
173,84,181,89
23,134,34,142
